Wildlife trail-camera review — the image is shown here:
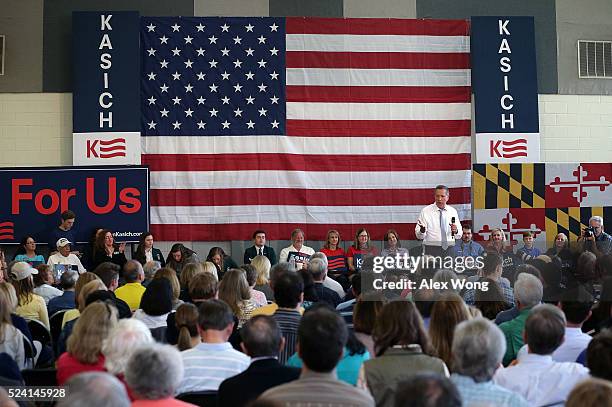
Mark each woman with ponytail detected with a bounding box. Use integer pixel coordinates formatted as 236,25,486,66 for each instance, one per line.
175,303,200,351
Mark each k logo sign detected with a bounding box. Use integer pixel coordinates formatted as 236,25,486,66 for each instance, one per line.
86,138,127,159
73,132,141,165
489,138,528,159
476,133,539,163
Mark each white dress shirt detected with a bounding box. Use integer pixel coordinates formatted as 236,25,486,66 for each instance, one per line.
144,248,153,263
323,276,345,299
33,284,63,305
415,203,462,246
132,309,170,329
47,252,87,274
516,327,593,363
493,353,590,406
553,327,592,362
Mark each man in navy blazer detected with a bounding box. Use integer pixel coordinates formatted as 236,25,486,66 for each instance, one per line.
243,230,277,265
217,315,300,407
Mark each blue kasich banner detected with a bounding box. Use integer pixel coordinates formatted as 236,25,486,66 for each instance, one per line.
471,17,539,134
72,11,141,132
0,166,149,244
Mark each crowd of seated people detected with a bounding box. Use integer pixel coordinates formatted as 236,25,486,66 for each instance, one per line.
0,221,611,407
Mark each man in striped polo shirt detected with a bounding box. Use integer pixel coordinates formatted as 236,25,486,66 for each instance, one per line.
272,272,304,364
176,299,250,394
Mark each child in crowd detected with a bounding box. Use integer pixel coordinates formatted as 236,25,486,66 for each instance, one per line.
516,231,541,261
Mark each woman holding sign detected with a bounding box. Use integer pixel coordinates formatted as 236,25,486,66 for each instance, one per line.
279,229,315,269
321,229,349,288
347,228,379,274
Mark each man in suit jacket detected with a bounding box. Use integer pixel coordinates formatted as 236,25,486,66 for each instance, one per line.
244,230,277,265
218,315,300,407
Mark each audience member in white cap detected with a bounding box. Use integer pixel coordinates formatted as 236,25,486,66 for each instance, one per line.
48,237,87,274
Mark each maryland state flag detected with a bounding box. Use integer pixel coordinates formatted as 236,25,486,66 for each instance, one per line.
473,163,611,246
473,163,545,209
545,207,612,242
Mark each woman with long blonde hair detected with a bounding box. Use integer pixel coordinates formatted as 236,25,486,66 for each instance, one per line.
487,228,511,254
202,261,219,280
218,268,256,328
0,283,25,369
55,279,108,357
486,227,521,279
77,280,108,312
56,301,118,385
179,262,204,290
251,255,273,300
179,262,204,301
242,264,267,307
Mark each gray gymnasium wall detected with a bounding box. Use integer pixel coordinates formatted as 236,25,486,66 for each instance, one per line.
343,0,416,18
194,0,268,17
0,0,44,92
416,0,558,94
556,0,612,95
42,0,194,92
269,0,343,17
4,0,612,94
1,0,609,260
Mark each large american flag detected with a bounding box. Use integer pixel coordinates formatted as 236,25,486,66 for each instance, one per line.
141,17,471,241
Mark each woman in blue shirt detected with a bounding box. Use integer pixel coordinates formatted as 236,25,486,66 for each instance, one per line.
14,236,45,267
286,330,370,385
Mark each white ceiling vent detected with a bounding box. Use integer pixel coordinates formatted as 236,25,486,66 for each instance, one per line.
578,40,612,79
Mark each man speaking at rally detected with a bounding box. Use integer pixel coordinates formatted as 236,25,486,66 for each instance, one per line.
415,185,463,256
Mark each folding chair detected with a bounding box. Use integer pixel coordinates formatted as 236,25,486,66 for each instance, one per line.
27,319,51,346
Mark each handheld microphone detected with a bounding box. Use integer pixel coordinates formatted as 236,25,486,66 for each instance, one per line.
451,217,456,236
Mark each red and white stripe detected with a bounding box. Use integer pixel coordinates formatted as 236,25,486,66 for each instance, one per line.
144,17,471,241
